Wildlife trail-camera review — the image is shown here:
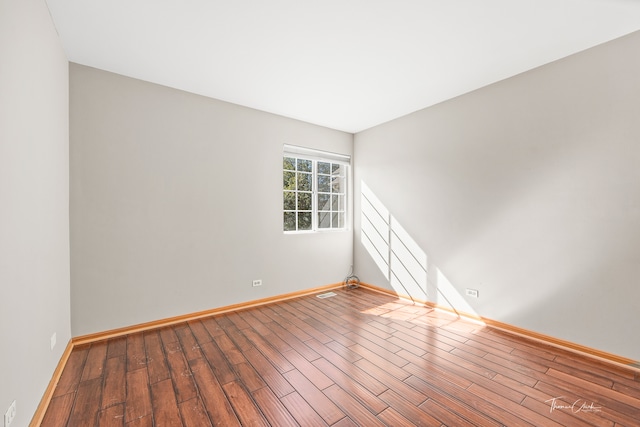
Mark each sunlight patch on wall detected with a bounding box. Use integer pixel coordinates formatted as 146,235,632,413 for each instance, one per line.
360,181,480,319
432,268,479,318
390,218,428,301
361,181,427,300
361,181,390,280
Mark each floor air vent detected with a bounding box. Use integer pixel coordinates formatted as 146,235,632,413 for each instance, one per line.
317,292,337,299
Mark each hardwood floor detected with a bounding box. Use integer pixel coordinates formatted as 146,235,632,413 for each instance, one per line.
41,287,640,426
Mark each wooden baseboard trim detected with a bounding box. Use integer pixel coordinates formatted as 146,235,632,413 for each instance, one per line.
359,282,639,369
29,339,74,427
72,282,344,346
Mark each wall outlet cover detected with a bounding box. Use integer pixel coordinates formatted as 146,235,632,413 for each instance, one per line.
4,400,16,427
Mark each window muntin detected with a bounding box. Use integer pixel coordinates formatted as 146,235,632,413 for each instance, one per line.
283,150,348,232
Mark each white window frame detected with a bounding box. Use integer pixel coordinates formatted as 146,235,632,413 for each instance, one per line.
283,144,350,233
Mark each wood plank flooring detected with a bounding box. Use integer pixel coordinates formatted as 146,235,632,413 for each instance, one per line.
40,287,640,426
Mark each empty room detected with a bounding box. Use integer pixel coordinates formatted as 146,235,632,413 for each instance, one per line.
2,0,640,426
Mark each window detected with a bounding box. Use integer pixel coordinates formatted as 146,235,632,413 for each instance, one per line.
283,145,349,232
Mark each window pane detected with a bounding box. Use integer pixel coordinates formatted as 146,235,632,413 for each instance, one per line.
298,192,311,210
284,212,296,231
297,172,312,191
331,176,344,193
331,163,342,175
297,159,312,172
318,162,330,174
283,157,296,170
283,191,296,210
318,194,330,211
331,195,339,210
298,212,312,230
283,171,295,189
318,212,331,228
332,212,344,228
318,175,330,192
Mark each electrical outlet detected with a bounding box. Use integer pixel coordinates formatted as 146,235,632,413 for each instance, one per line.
252,279,262,287
50,332,57,350
4,400,16,427
466,288,479,298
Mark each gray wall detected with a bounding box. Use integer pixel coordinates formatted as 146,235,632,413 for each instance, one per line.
70,64,354,336
0,0,71,425
354,31,640,361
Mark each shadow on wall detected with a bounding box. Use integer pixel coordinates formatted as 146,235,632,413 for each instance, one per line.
360,181,481,320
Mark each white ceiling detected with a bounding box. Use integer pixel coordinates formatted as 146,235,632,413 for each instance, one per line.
46,0,640,133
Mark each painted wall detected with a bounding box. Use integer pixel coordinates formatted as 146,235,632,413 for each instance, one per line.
70,64,353,336
354,31,640,361
0,0,71,425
